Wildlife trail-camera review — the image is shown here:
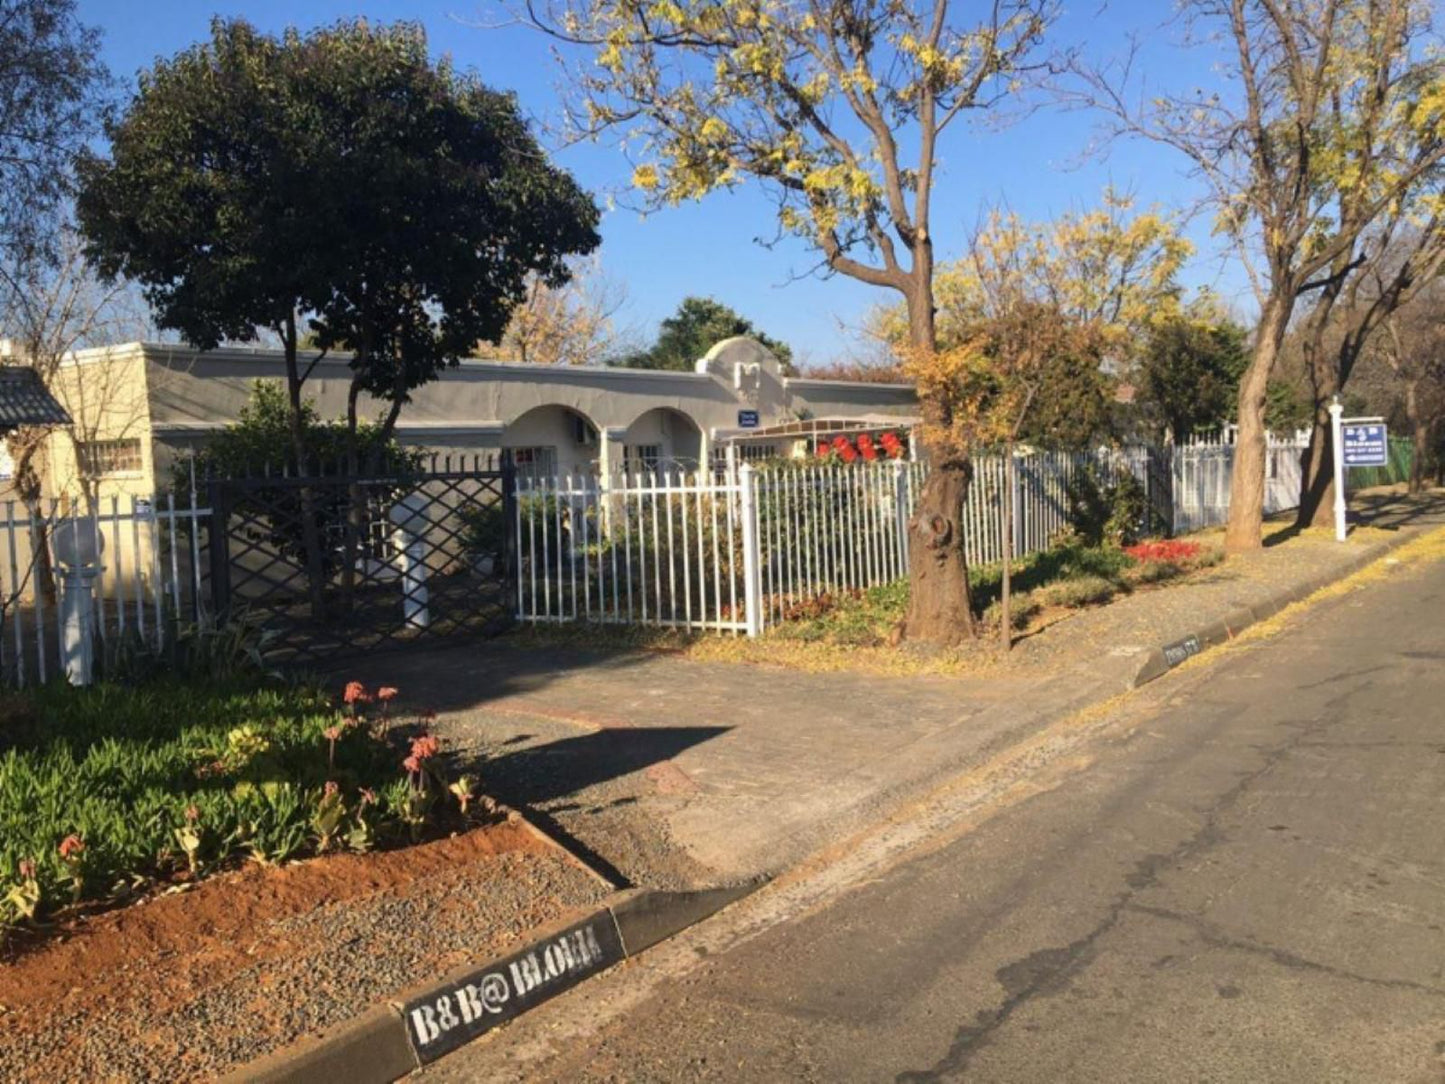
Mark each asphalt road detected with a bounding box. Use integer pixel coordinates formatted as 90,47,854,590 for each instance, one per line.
436,548,1445,1083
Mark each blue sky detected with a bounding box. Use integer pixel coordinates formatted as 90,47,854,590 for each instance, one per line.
76,0,1248,367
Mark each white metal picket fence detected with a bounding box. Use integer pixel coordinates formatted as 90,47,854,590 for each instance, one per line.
513,437,1310,636
0,435,1316,685
1172,437,1306,532
0,492,210,686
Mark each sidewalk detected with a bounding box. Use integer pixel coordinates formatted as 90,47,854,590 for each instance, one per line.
370,491,1445,887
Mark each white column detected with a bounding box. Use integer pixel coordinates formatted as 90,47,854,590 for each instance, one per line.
1330,398,1347,543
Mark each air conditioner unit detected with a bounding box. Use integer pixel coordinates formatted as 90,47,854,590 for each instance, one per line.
573,414,598,446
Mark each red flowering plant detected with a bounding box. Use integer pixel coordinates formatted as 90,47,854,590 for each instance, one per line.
1124,540,1202,564
857,433,878,461
57,835,87,902
399,732,443,838
878,430,905,459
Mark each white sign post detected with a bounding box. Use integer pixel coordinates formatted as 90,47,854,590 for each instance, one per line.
1330,397,1390,543
1329,399,1347,543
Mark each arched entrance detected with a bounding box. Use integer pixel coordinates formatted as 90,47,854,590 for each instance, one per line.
621,407,703,473
502,404,600,478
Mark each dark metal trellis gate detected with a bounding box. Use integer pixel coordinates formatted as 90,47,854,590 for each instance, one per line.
206,460,515,662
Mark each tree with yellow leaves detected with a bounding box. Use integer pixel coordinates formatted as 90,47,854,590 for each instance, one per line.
522,0,1056,641
905,201,1180,642
1069,0,1445,552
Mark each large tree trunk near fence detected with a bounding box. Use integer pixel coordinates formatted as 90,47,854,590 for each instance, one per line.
1225,298,1289,552
1295,409,1337,529
901,458,975,645
1407,379,1427,495
282,318,328,621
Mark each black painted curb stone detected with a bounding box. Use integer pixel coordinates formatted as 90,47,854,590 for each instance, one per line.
1129,536,1407,689
223,882,761,1083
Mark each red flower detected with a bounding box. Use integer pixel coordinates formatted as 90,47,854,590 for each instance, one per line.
185,804,200,823
1124,540,1202,563
377,686,399,702
58,835,85,859
342,681,370,705
403,755,421,773
18,859,36,880
816,441,830,457
358,788,377,806
410,734,440,760
323,725,342,742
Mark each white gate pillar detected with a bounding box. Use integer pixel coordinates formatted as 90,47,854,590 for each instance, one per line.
53,518,105,686
389,493,431,629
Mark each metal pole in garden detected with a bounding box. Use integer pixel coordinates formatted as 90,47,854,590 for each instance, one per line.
1001,441,1015,652
739,462,763,637
1329,397,1347,543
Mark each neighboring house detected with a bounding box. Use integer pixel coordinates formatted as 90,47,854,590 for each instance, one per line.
35,336,918,496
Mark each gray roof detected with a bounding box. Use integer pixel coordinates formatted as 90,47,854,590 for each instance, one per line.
0,367,71,430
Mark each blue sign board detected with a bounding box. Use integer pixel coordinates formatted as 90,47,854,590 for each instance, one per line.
1341,422,1388,467
737,409,760,429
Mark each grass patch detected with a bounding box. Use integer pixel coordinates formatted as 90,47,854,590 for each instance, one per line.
0,677,468,938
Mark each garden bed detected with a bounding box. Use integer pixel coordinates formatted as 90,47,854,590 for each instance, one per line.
0,673,613,1080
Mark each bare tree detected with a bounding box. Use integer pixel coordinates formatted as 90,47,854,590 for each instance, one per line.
1360,281,1445,492
491,256,635,365
0,227,152,593
1292,214,1445,525
1068,0,1445,551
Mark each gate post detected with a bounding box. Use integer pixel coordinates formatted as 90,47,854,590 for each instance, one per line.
206,479,232,625
500,451,519,620
739,463,763,637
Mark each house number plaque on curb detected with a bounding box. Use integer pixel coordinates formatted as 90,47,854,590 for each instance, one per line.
1162,634,1202,668
402,914,626,1063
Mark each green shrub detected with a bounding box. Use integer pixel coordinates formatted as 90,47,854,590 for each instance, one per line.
0,677,459,937
1039,574,1122,609
1065,466,1149,547
458,502,509,556
1104,472,1149,547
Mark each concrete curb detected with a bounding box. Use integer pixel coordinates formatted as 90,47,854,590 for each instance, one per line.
222,881,763,1083
1130,536,1409,689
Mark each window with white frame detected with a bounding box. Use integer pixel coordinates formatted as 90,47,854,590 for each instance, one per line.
625,444,661,473
77,438,143,477
509,445,557,478
736,443,779,462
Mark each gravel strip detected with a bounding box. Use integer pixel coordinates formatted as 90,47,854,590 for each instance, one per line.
0,848,607,1083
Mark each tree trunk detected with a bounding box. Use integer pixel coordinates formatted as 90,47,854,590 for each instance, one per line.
1295,407,1336,529
1407,378,1426,495
282,317,328,620
1224,297,1289,552
12,433,57,606
903,456,975,644
897,270,977,645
